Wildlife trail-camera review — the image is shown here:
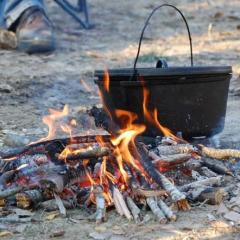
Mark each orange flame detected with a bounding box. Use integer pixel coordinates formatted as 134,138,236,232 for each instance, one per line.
103,69,110,92
142,87,180,142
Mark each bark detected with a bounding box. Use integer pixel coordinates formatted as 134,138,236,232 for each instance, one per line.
196,188,226,205
0,186,23,199
179,176,223,192
157,144,196,156
0,134,111,160
113,187,132,220
201,167,218,178
93,185,106,224
157,199,177,222
198,144,240,160
150,151,192,167
126,196,141,223
202,158,233,176
16,189,45,208
58,147,110,161
146,197,167,224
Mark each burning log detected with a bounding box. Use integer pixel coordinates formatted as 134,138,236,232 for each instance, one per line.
157,199,177,222
126,196,141,223
58,147,110,161
16,189,46,209
198,144,240,160
0,134,111,160
93,185,106,224
0,186,24,199
149,151,192,167
157,144,196,156
39,165,88,192
196,188,226,205
113,187,132,220
202,158,233,176
179,176,223,192
146,197,167,224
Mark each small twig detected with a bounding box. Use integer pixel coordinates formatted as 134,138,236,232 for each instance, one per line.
93,185,106,224
54,193,67,217
126,196,141,223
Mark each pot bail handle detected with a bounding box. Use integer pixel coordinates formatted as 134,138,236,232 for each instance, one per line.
133,4,193,75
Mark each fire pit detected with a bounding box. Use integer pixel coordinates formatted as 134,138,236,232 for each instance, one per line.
0,4,240,232
95,4,232,139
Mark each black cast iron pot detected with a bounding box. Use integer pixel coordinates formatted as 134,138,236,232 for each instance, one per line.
94,4,232,139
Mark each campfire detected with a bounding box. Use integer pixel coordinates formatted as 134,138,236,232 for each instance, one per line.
0,73,239,225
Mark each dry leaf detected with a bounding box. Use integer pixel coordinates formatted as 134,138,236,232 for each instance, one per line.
0,231,13,237
45,211,59,221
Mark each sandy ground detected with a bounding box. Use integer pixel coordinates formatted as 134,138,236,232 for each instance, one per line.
0,0,240,239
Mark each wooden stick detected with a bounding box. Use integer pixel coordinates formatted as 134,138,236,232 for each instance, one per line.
39,199,74,211
113,187,132,220
146,197,167,224
16,189,45,209
150,152,192,167
0,186,23,199
198,144,240,160
54,193,67,217
157,199,177,222
202,158,233,176
136,142,189,210
201,167,218,178
179,176,223,192
58,147,110,161
126,196,141,223
157,144,196,155
196,188,225,205
93,185,106,224
1,134,111,159
133,188,166,198
0,170,15,187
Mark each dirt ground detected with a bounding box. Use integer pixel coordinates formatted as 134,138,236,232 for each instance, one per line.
0,0,240,239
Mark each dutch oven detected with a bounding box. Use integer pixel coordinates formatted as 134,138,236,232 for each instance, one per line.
94,4,232,139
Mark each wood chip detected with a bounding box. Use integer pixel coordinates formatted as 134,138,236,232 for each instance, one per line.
45,211,59,221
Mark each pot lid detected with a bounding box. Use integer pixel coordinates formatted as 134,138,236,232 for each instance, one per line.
95,66,232,78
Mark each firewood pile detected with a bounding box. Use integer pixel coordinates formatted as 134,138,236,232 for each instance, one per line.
0,122,240,225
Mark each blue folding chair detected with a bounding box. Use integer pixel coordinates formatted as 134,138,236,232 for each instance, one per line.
54,0,93,29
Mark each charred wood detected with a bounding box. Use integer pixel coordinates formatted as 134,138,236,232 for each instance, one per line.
58,147,110,161
196,187,225,205
0,186,23,199
202,158,233,176
179,176,223,192
157,144,196,156
39,199,75,211
39,165,87,192
1,134,111,160
16,189,45,209
149,151,192,167
201,167,218,178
